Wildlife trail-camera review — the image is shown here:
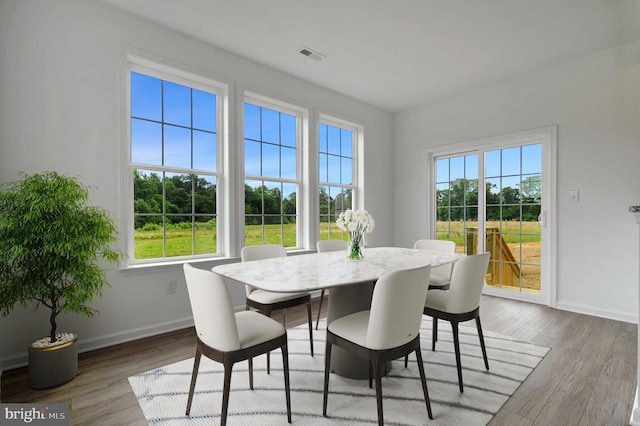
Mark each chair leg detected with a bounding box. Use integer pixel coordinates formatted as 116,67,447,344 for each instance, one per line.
476,316,490,371
322,339,333,416
404,354,409,368
373,354,384,426
281,341,292,423
451,321,464,392
185,349,202,415
258,305,272,374
415,345,433,419
307,301,314,356
432,317,438,351
221,361,233,426
248,357,254,390
315,289,325,330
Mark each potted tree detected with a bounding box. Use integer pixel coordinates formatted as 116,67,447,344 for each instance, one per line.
0,172,121,388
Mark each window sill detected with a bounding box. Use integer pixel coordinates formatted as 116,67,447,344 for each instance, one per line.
118,256,240,276
117,249,317,276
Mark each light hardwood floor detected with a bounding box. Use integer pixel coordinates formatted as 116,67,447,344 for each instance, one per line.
2,295,637,425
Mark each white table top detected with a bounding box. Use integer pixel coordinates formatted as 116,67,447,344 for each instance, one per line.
212,246,462,293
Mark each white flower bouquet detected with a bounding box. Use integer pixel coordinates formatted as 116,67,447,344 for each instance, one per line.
336,209,375,259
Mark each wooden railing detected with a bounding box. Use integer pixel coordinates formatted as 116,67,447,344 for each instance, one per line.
466,227,520,286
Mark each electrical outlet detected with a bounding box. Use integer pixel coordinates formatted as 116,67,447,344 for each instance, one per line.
167,280,177,294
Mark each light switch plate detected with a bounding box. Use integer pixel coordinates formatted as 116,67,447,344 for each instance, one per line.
569,190,579,203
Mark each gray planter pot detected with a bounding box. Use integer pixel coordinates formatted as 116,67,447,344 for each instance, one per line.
28,334,78,389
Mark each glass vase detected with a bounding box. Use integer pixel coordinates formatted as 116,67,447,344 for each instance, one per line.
348,237,364,260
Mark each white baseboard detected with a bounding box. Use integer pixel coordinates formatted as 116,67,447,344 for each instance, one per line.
78,316,196,354
1,316,195,372
555,301,637,324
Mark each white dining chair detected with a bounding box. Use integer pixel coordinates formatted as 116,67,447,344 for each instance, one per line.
241,244,314,362
323,265,433,425
315,239,349,329
183,264,292,425
414,239,457,289
424,252,491,392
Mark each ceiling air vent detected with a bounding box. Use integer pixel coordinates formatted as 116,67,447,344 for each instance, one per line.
299,47,325,61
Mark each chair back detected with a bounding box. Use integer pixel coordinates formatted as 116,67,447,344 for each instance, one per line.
241,244,287,261
183,264,240,352
414,239,456,283
241,244,287,296
365,265,431,350
445,252,490,314
413,239,456,252
317,239,348,253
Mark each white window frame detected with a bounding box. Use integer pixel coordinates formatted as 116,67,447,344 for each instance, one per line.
123,53,229,265
242,91,308,250
318,114,364,241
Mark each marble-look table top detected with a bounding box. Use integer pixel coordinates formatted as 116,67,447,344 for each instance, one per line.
213,246,463,293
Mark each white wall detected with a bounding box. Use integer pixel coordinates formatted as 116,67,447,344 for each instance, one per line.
393,39,640,323
0,0,393,370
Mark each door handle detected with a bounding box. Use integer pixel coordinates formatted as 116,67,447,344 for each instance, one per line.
538,211,547,228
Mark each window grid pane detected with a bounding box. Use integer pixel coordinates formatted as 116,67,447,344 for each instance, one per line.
319,121,356,241
484,144,542,294
130,70,219,261
319,123,353,185
244,102,299,248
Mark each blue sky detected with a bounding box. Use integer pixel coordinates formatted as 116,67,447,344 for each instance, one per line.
131,71,353,200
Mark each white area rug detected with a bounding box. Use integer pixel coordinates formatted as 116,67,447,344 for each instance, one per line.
129,318,549,425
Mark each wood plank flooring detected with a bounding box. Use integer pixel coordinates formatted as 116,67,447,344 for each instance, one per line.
1,295,637,425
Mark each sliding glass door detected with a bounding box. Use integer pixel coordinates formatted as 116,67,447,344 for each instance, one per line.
484,144,542,294
431,127,555,304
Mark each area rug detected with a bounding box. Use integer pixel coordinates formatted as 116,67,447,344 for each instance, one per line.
129,318,549,425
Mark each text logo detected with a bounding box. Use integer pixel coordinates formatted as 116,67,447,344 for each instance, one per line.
1,404,69,425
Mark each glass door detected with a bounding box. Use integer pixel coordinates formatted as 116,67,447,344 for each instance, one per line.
432,127,555,304
435,153,479,256
484,144,542,294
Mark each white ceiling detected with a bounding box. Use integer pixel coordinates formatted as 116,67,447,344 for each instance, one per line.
98,0,640,113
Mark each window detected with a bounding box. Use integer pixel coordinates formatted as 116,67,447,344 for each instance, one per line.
318,118,357,241
124,56,365,263
244,98,301,247
128,61,224,262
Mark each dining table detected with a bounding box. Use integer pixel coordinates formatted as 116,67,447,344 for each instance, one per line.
212,246,462,379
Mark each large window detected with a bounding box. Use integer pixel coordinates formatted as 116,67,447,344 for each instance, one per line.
124,55,365,263
244,99,301,247
128,63,224,262
319,118,356,241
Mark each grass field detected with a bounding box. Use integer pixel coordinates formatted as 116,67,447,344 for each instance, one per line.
134,224,299,259
134,220,542,292
437,220,541,247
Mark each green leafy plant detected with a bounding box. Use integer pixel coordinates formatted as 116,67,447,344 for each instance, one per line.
0,172,121,343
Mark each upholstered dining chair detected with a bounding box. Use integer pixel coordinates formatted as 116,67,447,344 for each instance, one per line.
323,265,433,425
414,239,457,290
241,244,314,360
315,239,349,329
424,252,491,392
182,264,292,425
